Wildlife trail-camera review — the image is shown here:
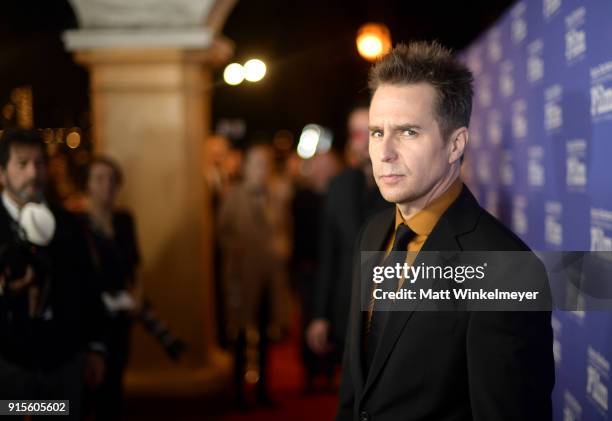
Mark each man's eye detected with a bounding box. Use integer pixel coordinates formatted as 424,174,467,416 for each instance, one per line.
370,131,383,138
402,129,417,137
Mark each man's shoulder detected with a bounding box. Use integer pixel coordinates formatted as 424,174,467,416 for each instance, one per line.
363,206,395,229
0,201,10,225
358,207,395,249
441,184,532,252
460,207,531,252
355,184,533,252
0,202,13,241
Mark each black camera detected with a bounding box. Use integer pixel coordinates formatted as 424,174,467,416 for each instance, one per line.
139,298,187,361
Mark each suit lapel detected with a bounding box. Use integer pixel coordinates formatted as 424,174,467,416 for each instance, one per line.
349,207,394,396
360,185,482,397
0,201,15,242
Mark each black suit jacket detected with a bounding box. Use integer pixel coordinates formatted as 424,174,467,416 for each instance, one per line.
337,185,554,421
314,168,391,346
0,201,106,392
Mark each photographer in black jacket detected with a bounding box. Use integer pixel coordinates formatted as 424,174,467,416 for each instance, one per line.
0,129,107,419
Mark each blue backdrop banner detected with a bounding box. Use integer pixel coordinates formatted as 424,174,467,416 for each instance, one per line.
461,0,612,419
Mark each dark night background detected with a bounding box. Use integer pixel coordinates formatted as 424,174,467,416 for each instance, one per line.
0,0,514,151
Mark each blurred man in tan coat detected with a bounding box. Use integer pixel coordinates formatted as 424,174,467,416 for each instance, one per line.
218,144,291,407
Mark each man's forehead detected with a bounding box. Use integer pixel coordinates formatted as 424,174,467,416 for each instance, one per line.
9,144,45,159
369,84,437,119
371,83,436,102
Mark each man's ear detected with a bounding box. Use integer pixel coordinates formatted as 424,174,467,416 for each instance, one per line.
448,127,468,164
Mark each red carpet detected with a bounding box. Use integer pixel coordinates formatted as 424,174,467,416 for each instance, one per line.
124,312,338,420
222,326,339,421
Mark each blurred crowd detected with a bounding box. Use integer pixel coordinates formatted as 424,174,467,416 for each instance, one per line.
0,128,142,420
0,103,390,419
205,104,391,408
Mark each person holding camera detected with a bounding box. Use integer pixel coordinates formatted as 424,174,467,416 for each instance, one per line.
0,129,107,419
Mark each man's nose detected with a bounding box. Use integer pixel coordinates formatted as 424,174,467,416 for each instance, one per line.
380,134,397,162
25,161,40,179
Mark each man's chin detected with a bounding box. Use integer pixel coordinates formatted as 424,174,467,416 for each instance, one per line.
18,190,44,204
379,185,425,205
379,190,408,205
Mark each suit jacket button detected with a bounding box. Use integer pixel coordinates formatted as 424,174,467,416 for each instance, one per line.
360,411,370,421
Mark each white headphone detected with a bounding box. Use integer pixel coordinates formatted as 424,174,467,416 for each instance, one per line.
19,202,56,246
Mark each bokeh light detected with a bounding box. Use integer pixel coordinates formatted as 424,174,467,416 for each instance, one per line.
356,23,392,61
297,125,321,159
296,124,333,159
66,130,81,149
244,59,267,82
223,63,245,86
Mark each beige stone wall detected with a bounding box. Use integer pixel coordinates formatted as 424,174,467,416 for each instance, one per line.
76,48,229,396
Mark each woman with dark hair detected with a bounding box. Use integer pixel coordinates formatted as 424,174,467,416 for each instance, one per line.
79,156,142,420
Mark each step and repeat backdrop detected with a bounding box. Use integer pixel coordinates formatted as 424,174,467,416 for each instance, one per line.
460,0,612,419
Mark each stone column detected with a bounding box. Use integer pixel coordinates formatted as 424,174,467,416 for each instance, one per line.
63,0,236,399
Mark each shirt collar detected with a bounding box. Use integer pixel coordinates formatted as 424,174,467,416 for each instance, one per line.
2,191,21,222
395,177,463,236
